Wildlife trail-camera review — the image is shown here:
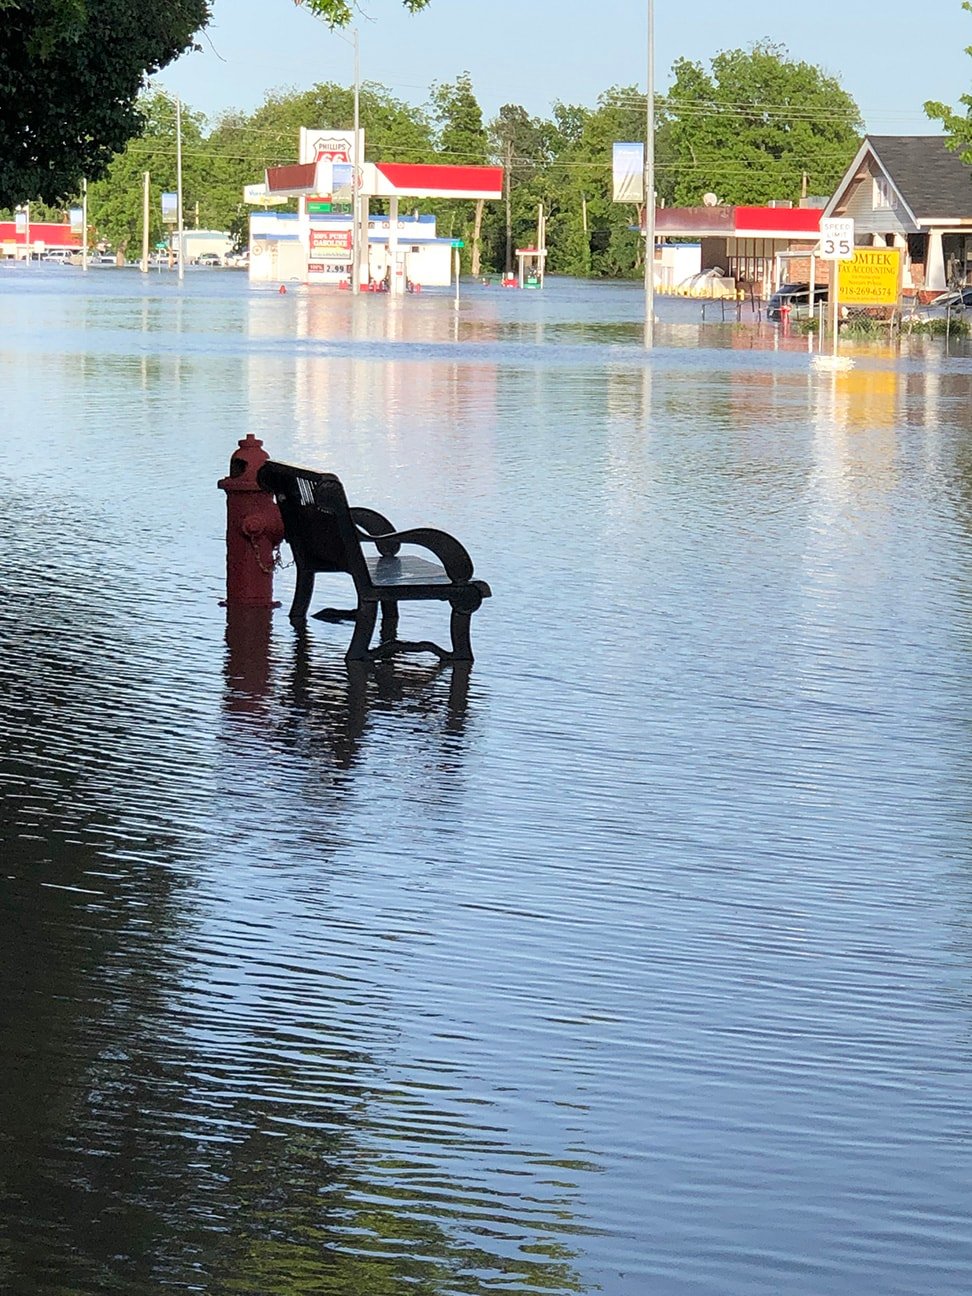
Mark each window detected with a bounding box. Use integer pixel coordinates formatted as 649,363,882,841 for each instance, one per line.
873,176,893,210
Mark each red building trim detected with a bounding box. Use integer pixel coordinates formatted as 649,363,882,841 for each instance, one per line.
0,221,80,247
651,206,823,239
733,206,822,235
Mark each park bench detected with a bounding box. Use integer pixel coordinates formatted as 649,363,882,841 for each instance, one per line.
257,460,491,662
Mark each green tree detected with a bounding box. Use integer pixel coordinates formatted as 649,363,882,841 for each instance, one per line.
86,93,208,254
544,87,658,279
300,0,430,23
661,43,862,205
488,104,556,273
0,0,209,208
925,1,972,163
429,73,488,269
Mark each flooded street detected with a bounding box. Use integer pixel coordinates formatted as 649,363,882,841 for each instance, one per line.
2,265,972,1295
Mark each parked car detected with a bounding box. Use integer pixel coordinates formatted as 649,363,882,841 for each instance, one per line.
42,248,74,264
767,282,829,321
901,286,972,322
928,286,972,310
195,252,222,266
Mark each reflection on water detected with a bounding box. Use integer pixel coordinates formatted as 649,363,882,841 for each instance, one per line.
3,268,972,1295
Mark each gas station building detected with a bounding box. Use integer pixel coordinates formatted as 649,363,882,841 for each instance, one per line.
248,128,503,290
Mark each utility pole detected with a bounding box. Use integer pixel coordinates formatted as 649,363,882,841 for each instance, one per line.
352,27,362,294
643,0,656,349
141,171,150,272
504,135,513,273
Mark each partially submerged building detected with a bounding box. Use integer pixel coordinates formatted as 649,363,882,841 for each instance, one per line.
822,135,972,296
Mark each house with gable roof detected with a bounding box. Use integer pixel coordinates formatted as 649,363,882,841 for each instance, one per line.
823,135,972,296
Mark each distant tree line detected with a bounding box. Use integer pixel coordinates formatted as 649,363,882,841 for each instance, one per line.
3,42,871,278
65,46,867,278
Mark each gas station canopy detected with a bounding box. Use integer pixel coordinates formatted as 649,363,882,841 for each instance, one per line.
265,160,504,202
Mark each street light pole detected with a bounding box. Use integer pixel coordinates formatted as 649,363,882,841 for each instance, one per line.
292,5,364,293
644,0,656,349
175,94,185,282
81,178,89,272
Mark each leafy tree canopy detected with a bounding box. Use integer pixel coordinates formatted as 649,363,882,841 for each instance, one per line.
925,1,972,163
299,0,430,24
661,42,862,206
0,0,210,208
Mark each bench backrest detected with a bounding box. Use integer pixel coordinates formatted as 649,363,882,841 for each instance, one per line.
257,460,370,586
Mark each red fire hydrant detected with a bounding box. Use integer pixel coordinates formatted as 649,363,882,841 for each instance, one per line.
217,434,284,607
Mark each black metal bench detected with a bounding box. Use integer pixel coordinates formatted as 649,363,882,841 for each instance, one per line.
257,460,491,662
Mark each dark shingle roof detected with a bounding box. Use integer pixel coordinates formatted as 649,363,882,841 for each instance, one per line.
868,135,972,219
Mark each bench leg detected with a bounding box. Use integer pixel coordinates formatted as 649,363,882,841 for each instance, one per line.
290,566,315,623
345,602,378,662
449,609,474,662
379,601,399,644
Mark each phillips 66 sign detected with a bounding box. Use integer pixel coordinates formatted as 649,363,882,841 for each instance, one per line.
820,217,855,260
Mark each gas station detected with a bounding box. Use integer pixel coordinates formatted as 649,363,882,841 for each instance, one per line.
249,128,503,291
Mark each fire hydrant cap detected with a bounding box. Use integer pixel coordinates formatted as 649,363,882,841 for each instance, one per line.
217,434,270,493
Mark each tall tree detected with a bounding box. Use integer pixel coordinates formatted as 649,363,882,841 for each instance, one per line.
543,88,659,279
429,73,488,269
85,93,207,255
489,104,554,273
0,0,209,208
661,43,862,206
925,1,972,163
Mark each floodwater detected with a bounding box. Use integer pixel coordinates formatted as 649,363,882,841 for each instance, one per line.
2,264,972,1296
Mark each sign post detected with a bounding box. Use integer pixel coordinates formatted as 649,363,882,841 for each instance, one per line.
819,217,855,356
452,239,464,311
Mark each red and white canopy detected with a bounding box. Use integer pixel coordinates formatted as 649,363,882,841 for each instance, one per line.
371,163,503,201
264,160,503,202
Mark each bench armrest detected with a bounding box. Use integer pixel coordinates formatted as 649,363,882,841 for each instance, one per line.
358,526,474,583
351,507,400,556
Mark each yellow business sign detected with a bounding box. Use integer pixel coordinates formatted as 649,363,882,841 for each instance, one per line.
838,248,901,305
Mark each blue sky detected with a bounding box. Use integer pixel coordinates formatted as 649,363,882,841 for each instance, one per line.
158,0,971,138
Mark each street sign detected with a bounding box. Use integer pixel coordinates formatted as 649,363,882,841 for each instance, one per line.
155,242,168,251
820,217,854,260
451,239,465,248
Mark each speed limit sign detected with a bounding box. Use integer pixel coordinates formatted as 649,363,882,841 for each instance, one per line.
820,217,855,260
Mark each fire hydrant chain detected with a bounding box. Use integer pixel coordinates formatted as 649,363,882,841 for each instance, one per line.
245,532,289,575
